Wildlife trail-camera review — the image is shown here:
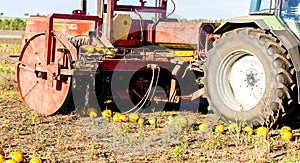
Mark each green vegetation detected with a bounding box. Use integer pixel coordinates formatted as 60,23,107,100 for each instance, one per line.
0,18,25,30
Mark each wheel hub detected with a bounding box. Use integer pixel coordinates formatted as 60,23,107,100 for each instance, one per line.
246,71,258,87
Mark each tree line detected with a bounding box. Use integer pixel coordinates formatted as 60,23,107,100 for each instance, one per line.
178,18,223,23
0,18,26,31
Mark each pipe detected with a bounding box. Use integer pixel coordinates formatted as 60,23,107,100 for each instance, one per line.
97,0,104,18
160,0,167,19
80,0,87,13
106,0,115,41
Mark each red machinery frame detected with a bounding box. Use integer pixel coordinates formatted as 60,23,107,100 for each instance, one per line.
18,0,216,115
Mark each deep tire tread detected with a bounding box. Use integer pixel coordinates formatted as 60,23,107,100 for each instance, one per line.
205,27,296,126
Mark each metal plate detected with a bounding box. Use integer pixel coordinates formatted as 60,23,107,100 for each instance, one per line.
17,33,71,115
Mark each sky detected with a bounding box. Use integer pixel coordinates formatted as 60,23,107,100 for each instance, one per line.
0,0,252,20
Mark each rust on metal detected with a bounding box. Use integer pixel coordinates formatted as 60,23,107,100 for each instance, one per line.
18,11,102,115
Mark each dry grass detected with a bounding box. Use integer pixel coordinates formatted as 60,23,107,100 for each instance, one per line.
0,90,300,162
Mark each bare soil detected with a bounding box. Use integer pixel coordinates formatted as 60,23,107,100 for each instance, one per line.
0,34,300,163
0,30,23,44
1,89,300,163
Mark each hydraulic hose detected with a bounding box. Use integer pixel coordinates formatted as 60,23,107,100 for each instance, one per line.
124,64,160,113
166,0,176,18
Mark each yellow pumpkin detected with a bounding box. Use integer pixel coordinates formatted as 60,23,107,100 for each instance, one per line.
113,113,122,122
29,157,42,163
138,118,145,126
129,113,139,123
279,126,292,135
215,124,225,133
7,152,24,163
198,123,209,132
281,131,293,141
0,154,5,163
89,111,97,118
172,116,188,128
101,109,112,119
243,126,254,135
256,126,269,138
87,108,98,118
148,117,157,125
119,114,128,122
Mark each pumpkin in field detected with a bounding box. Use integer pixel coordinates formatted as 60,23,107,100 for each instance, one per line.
88,108,98,118
280,131,293,141
243,126,254,135
129,113,139,123
7,152,24,163
119,114,128,122
279,126,292,135
138,118,145,126
101,109,112,119
198,123,209,132
29,157,42,163
0,154,5,163
113,113,122,122
89,111,97,118
215,124,225,133
148,117,157,125
256,126,269,138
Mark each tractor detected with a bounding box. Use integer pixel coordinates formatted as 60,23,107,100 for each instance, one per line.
204,0,300,126
17,0,217,115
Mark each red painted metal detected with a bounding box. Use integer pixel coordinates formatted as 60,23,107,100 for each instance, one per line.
147,22,217,50
18,0,219,115
100,59,173,71
113,40,142,47
24,16,98,38
18,11,103,115
17,33,72,115
106,0,115,41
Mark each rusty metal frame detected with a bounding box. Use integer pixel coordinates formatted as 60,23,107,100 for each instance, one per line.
45,11,102,64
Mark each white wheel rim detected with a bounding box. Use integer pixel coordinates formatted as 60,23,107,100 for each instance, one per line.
217,52,266,112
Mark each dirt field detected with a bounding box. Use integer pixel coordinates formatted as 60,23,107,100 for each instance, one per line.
1,92,300,163
0,32,300,162
0,30,23,44
0,30,23,57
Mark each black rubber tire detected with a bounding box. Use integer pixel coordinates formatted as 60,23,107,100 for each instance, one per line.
204,28,296,126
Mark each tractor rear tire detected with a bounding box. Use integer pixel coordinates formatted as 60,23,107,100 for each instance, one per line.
204,28,296,126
